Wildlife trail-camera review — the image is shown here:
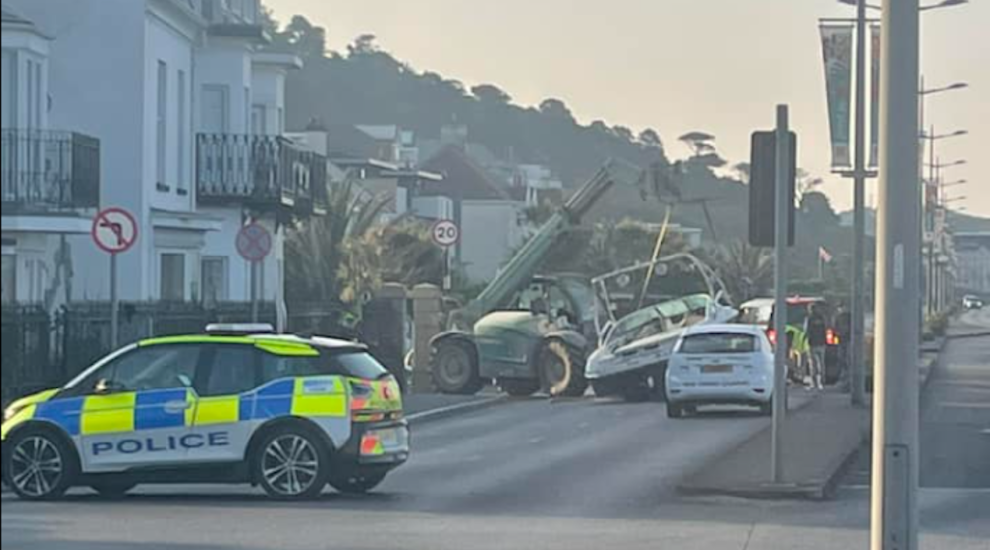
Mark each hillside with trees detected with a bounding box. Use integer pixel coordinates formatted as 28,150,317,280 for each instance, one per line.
265,10,982,301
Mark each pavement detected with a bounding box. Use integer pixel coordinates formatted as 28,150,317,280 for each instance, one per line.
678,390,868,500
678,340,946,501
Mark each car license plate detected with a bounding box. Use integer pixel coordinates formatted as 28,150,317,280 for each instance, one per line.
702,365,733,374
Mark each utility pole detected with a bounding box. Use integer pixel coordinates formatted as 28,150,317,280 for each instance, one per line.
851,0,869,407
871,0,921,548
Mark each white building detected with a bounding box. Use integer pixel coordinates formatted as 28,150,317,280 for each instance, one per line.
955,232,990,296
1,0,326,308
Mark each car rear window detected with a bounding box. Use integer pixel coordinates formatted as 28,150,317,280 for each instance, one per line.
324,352,390,380
679,333,758,354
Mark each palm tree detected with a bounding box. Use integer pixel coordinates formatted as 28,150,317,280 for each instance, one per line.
707,241,774,303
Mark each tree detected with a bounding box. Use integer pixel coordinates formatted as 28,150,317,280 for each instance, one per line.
732,162,751,184
471,84,512,105
539,98,575,123
796,169,824,200
612,126,635,143
348,34,379,56
679,131,717,157
639,129,663,149
282,15,328,58
707,241,775,303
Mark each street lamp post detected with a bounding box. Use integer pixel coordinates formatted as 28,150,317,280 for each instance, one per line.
921,131,966,316
872,1,921,550
834,0,967,409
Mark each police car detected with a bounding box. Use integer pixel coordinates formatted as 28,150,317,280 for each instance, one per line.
1,324,409,501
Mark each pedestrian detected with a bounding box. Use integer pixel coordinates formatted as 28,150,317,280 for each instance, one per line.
804,304,828,390
834,304,852,391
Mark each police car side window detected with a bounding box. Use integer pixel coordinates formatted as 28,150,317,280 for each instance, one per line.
106,345,201,393
261,354,322,383
203,346,260,397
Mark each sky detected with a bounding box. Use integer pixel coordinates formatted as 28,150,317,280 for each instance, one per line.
269,0,989,217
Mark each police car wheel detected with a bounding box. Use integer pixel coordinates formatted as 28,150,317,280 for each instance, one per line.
5,430,77,501
328,471,387,494
255,428,330,500
666,402,684,419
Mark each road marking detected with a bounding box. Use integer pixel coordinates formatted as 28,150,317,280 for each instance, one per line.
940,402,990,409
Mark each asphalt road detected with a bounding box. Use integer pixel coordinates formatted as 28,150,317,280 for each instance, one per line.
921,309,990,489
3,391,988,549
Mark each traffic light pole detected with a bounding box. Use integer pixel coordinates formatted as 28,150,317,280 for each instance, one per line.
770,105,790,484
871,0,921,548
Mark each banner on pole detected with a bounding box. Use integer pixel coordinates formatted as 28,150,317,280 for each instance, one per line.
820,23,854,169
870,24,881,168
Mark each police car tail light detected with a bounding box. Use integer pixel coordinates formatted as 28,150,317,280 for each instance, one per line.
360,433,384,456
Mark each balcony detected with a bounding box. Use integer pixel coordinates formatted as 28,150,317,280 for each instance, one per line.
196,134,327,215
1,130,101,214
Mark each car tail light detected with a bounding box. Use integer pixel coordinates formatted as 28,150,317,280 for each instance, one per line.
827,329,839,346
768,329,778,346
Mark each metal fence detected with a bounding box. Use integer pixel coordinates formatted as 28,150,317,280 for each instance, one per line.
0,129,101,212
1,301,355,406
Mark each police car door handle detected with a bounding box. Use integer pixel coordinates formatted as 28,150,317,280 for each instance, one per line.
164,400,192,414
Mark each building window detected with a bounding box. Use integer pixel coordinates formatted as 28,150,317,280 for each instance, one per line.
177,69,187,194
201,257,228,304
1,50,14,128
160,253,185,301
251,105,266,135
1,255,15,304
156,60,168,190
201,85,228,134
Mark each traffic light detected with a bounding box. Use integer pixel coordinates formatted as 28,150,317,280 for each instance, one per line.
749,131,797,247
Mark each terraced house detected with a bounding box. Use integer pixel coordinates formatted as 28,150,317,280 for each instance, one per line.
1,0,327,310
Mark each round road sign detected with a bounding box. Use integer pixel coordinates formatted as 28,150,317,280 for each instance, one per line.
236,223,273,263
431,220,460,248
92,207,139,255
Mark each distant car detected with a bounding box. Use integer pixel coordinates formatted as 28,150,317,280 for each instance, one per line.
664,324,776,419
963,295,984,310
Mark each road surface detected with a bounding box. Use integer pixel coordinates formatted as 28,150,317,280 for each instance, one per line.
3,384,988,549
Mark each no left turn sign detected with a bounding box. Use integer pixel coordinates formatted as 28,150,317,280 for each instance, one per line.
92,207,139,255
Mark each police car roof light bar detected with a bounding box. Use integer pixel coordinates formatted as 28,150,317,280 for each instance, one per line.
205,323,276,336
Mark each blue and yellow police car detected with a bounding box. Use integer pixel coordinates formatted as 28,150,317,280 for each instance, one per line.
1,324,409,501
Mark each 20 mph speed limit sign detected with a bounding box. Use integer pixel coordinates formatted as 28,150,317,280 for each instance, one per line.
431,220,460,248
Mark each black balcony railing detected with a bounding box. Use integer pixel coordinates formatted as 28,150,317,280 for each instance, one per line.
196,133,328,214
1,129,101,213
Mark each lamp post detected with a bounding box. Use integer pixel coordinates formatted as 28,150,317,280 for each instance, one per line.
833,0,967,409
921,130,967,316
871,0,922,548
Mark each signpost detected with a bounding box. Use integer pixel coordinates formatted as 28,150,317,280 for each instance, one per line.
237,222,273,323
92,207,138,349
749,109,797,484
431,220,459,290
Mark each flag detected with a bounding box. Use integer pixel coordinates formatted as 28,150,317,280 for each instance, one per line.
820,24,855,169
819,247,834,264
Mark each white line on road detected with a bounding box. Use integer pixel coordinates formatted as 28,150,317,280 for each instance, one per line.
940,402,990,409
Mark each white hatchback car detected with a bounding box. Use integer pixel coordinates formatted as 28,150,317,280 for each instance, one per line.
664,324,775,418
